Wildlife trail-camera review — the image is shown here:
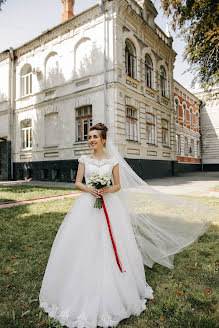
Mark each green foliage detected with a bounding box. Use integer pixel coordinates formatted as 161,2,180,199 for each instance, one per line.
0,0,6,11
161,0,219,90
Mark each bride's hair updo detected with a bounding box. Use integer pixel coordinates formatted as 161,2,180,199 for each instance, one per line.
89,122,108,140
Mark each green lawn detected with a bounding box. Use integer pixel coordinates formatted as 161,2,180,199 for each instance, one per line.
0,195,218,328
209,185,219,192
0,186,79,203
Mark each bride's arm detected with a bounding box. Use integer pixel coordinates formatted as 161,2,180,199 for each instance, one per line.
99,164,121,195
75,163,100,198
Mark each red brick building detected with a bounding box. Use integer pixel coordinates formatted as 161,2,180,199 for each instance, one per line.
174,80,201,164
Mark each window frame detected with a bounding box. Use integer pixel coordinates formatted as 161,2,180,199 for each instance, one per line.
125,39,137,79
161,118,169,146
183,104,187,123
189,108,193,126
160,66,167,97
75,105,92,142
176,134,181,155
21,119,32,150
195,112,199,128
184,136,188,156
126,106,138,142
146,112,155,144
174,98,179,119
145,54,153,89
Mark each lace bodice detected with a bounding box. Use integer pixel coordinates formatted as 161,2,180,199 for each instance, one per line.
78,154,119,185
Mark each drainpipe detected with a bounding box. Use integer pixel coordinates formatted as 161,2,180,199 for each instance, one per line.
9,47,14,180
99,0,107,125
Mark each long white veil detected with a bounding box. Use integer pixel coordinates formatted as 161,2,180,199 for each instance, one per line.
105,137,218,269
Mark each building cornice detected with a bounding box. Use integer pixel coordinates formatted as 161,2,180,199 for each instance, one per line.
0,3,101,61
174,79,201,103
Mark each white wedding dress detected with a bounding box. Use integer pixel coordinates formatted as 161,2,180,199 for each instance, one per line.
39,154,154,328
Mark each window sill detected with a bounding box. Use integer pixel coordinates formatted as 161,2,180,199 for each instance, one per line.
162,145,171,149
125,75,140,83
126,139,141,144
20,148,32,151
73,141,88,145
161,95,170,100
43,145,59,148
147,143,158,147
19,94,33,100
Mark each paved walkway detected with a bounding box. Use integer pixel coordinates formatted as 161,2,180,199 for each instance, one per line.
0,171,218,209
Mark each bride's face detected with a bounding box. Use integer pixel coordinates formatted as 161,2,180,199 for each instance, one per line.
88,130,106,150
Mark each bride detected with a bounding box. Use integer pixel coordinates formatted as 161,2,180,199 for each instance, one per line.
39,122,216,328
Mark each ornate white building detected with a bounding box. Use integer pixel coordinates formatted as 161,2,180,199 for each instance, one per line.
0,0,207,181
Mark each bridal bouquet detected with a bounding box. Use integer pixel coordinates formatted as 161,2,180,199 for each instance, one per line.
87,173,111,209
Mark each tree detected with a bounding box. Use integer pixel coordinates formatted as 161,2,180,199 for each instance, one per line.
0,0,6,11
160,0,218,90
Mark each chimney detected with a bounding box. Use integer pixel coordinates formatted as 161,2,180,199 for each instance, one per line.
61,0,75,23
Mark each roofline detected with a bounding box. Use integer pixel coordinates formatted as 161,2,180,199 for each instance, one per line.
0,2,99,58
174,78,201,103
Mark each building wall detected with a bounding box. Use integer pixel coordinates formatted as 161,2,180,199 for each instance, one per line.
195,88,219,168
0,0,208,181
174,80,201,164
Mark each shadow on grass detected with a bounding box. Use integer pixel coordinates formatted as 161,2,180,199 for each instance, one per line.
0,198,218,328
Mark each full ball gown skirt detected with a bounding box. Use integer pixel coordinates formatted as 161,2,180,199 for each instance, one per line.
39,155,154,328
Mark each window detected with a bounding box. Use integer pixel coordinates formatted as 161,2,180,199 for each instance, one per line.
125,39,137,79
183,104,187,123
146,113,155,144
174,98,179,119
190,138,194,156
21,119,32,149
145,55,153,88
184,136,188,156
197,140,200,157
161,119,168,146
189,108,193,125
160,66,167,97
196,112,199,128
76,105,92,141
21,64,32,97
126,106,138,141
176,134,181,155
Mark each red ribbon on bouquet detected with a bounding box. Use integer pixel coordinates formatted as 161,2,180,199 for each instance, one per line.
100,195,126,273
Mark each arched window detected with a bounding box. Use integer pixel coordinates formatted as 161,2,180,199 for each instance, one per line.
189,108,193,125
125,39,137,79
160,66,167,97
183,104,187,123
20,64,32,97
145,55,153,88
195,112,199,128
174,98,179,119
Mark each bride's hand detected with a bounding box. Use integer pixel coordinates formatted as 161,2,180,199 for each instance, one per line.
99,187,111,195
87,187,101,198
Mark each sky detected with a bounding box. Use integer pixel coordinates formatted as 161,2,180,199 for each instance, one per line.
0,0,195,90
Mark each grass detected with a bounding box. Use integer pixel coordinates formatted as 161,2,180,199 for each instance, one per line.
0,195,218,328
0,186,79,203
209,185,219,192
